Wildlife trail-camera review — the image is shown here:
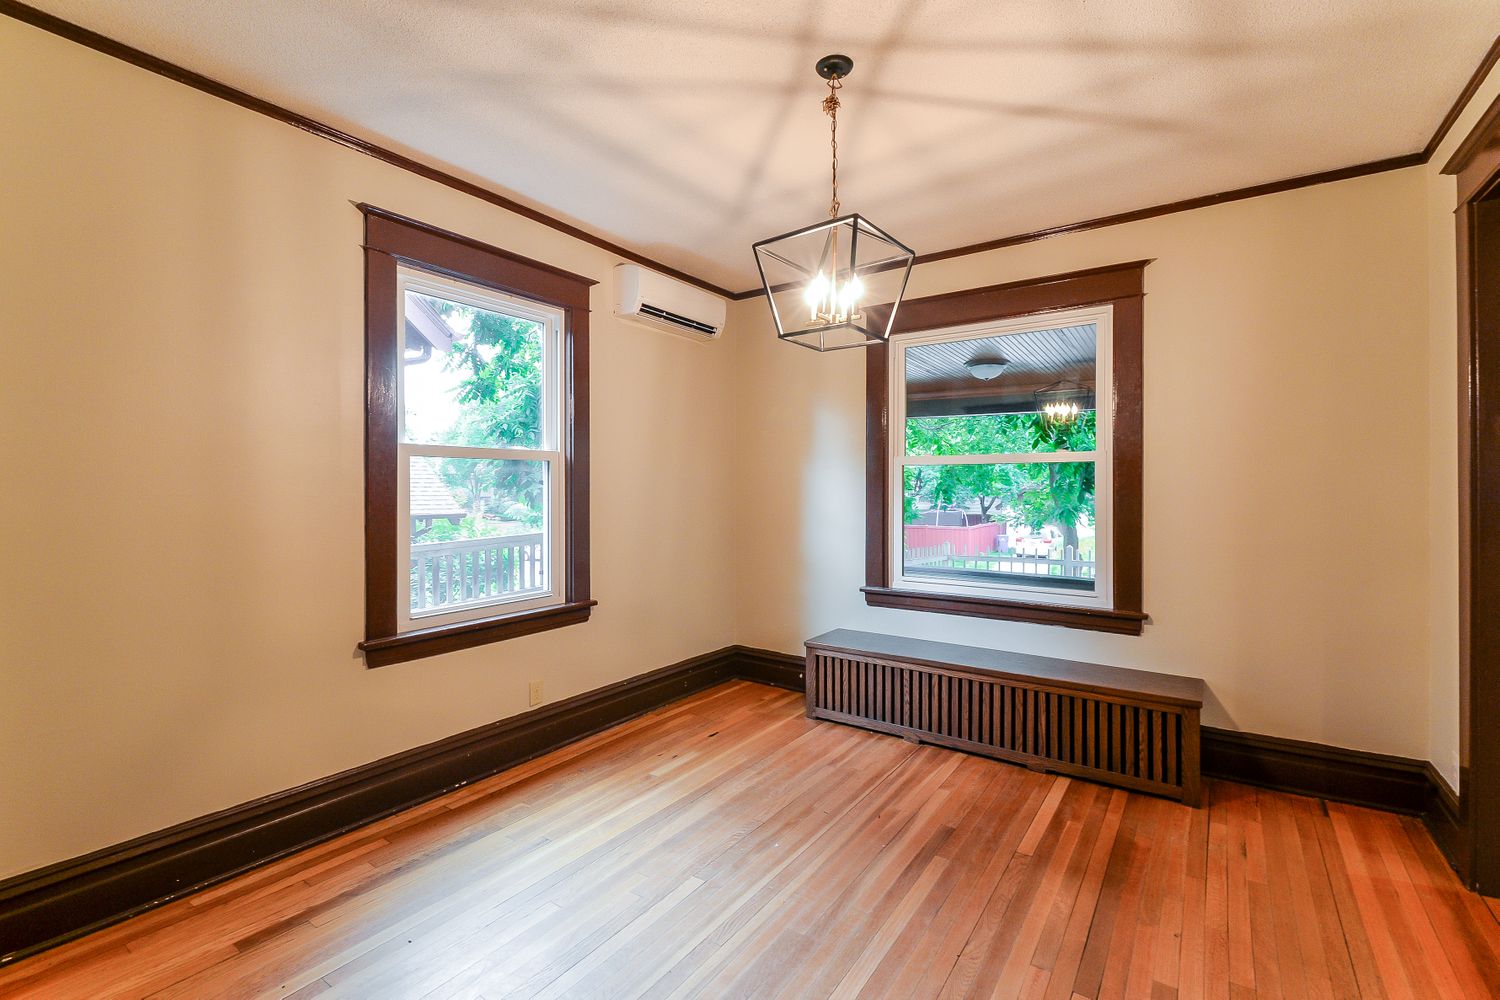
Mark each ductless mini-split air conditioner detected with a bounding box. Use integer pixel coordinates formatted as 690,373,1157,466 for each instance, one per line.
613,264,727,341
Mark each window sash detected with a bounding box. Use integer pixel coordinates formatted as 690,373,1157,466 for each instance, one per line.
888,304,1114,609
393,268,567,631
396,444,565,630
396,266,563,453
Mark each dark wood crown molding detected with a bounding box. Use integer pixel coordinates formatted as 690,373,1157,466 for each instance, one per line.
734,32,1500,298
1429,34,1500,162
903,156,1425,270
725,156,1421,299
6,1,1496,300
0,0,734,299
5,2,1496,303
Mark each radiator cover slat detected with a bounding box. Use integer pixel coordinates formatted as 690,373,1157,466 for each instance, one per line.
804,638,1201,805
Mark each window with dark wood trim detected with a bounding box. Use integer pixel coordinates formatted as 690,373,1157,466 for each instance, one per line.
863,260,1148,635
357,206,595,667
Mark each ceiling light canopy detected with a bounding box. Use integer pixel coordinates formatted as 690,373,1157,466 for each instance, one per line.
753,55,914,352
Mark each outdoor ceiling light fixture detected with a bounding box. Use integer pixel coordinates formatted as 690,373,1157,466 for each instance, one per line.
964,356,1009,380
753,54,915,352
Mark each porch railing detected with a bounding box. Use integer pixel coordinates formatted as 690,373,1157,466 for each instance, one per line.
952,546,1095,579
905,541,1095,580
906,542,956,567
410,532,546,611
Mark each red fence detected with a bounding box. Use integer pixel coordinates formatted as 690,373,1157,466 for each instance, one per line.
903,521,1004,557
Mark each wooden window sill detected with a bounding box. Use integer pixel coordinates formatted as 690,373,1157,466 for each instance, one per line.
359,600,597,667
860,587,1147,635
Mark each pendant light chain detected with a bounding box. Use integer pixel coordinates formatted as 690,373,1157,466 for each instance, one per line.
823,75,843,218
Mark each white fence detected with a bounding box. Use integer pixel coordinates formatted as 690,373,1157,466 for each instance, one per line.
906,541,1095,580
411,532,545,611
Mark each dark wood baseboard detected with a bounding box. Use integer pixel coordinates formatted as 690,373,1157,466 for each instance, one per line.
1423,763,1469,883
1199,728,1432,814
0,642,1470,964
0,645,785,965
729,645,806,690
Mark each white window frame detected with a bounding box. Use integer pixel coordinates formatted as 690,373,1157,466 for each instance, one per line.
888,303,1115,610
394,266,567,631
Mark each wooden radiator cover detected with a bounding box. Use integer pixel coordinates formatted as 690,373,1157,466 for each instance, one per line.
805,630,1204,806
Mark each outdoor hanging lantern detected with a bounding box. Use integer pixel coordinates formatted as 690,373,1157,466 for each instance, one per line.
1034,379,1095,424
753,55,915,352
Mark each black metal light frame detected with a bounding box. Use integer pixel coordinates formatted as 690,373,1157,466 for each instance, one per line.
752,212,916,352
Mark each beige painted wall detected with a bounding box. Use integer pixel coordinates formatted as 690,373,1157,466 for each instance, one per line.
0,19,737,879
1423,61,1500,790
729,166,1435,763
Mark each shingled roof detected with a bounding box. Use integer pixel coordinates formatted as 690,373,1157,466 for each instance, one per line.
410,458,467,520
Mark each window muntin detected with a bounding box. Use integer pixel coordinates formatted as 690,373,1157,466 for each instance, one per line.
889,306,1113,608
395,267,565,630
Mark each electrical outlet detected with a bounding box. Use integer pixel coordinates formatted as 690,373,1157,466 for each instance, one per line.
528,679,543,707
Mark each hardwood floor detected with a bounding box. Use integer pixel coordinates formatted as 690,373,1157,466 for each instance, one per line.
2,681,1497,999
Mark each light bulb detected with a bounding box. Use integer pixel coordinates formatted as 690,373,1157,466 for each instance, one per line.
1042,400,1079,422
804,271,829,307
840,275,864,311
802,269,864,326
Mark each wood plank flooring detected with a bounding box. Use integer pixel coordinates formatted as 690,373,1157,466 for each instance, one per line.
2,681,1497,999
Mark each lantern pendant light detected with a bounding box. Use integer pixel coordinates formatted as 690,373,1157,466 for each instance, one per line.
1034,379,1094,424
753,55,915,351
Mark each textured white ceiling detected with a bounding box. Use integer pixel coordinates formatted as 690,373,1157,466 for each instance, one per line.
26,0,1500,291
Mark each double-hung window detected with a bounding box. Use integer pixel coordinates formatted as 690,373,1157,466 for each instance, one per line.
864,261,1147,634
359,207,594,666
396,268,565,627
891,305,1113,608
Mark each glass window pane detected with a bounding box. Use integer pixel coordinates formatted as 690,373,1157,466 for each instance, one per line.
902,461,1096,592
904,324,1096,455
906,411,1097,457
402,288,545,448
409,457,549,614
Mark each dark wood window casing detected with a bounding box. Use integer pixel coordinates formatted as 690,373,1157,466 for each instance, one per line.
863,260,1149,635
357,206,595,667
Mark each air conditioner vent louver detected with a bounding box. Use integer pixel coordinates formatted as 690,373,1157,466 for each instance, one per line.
637,304,719,336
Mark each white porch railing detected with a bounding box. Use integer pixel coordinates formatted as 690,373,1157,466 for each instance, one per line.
410,532,546,611
957,545,1095,579
905,542,1095,580
906,542,956,567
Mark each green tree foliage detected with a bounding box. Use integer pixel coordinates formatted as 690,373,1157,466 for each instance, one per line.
419,301,546,539
904,410,1096,550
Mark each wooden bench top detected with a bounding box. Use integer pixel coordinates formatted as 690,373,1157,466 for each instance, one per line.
805,629,1204,708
